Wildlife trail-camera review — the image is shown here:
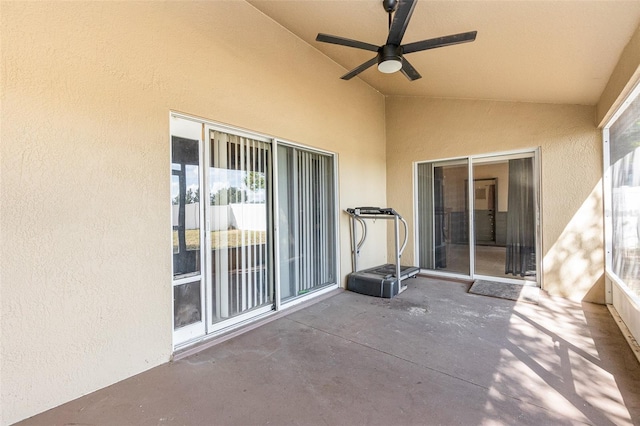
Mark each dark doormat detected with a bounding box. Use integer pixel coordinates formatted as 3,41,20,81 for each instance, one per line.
469,279,539,304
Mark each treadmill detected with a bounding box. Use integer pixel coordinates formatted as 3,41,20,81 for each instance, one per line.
345,207,420,298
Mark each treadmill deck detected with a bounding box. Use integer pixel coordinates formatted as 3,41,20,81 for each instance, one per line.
347,263,420,298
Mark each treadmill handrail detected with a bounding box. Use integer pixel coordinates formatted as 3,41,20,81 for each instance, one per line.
399,216,409,257
355,217,367,252
346,207,409,257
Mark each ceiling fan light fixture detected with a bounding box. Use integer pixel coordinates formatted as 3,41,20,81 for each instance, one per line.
378,44,402,73
378,58,402,73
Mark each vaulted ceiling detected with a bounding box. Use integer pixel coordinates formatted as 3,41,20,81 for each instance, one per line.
248,0,640,105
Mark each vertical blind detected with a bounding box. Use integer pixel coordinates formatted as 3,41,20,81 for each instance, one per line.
278,145,336,301
211,131,272,321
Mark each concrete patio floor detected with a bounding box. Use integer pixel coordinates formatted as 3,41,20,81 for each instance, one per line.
18,277,640,425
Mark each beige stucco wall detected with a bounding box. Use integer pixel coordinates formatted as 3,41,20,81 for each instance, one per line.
597,22,640,126
385,97,603,302
0,2,386,424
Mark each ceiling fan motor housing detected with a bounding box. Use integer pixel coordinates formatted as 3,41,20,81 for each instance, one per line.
378,44,403,73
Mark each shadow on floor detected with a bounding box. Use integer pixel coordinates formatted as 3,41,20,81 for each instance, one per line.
18,277,640,425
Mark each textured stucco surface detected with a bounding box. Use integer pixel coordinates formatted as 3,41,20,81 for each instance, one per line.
597,22,640,126
249,0,640,105
385,97,604,302
3,1,640,423
0,2,386,424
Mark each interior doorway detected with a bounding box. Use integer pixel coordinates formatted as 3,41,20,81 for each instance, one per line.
470,178,497,245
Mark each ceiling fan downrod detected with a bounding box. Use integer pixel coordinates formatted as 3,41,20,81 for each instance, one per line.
383,0,398,29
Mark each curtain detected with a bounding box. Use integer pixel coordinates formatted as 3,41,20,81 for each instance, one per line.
505,158,536,276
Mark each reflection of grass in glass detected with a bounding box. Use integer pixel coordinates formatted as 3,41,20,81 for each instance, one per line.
173,229,267,251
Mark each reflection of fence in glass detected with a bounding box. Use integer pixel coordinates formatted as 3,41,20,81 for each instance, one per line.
171,202,267,252
171,203,266,231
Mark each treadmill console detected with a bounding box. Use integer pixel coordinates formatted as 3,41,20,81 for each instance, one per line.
347,207,398,216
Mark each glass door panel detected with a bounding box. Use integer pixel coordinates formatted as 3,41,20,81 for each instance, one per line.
278,145,336,302
472,156,537,283
207,130,273,326
417,160,470,276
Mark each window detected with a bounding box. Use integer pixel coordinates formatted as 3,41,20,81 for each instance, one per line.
603,81,640,347
604,83,640,299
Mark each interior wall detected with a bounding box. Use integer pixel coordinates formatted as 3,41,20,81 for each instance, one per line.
0,2,386,424
441,163,509,213
386,97,603,302
474,163,509,212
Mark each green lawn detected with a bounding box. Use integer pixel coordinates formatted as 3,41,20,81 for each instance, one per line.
173,229,266,251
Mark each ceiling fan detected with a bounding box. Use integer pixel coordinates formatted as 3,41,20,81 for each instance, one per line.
315,0,477,81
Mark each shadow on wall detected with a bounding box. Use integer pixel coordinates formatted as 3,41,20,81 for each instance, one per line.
543,181,605,303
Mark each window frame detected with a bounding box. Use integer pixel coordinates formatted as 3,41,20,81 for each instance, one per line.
602,80,640,308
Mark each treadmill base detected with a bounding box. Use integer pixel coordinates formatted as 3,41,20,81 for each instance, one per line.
347,264,419,298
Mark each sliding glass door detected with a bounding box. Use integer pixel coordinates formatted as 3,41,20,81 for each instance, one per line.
170,114,338,348
416,160,470,275
278,145,336,302
206,129,274,329
416,151,539,285
472,155,537,283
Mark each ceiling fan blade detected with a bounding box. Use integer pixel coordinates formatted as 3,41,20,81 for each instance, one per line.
341,57,379,80
386,0,417,46
400,57,422,81
316,33,380,52
402,31,477,54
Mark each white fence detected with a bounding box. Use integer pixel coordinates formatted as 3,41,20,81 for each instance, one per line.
172,203,266,231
